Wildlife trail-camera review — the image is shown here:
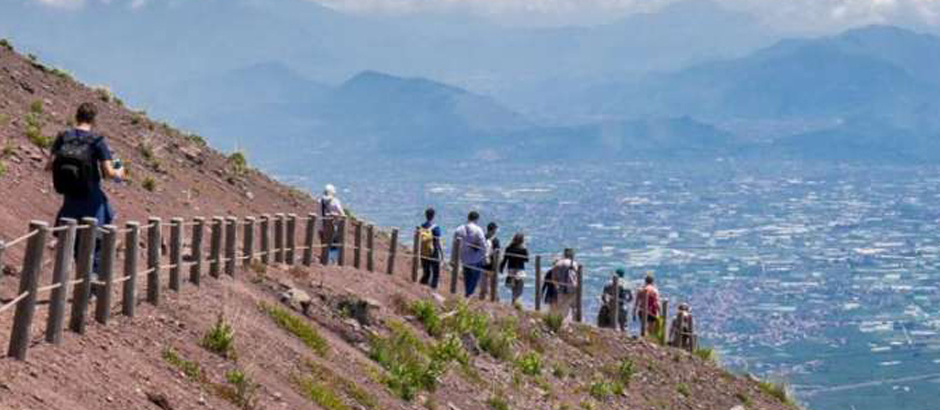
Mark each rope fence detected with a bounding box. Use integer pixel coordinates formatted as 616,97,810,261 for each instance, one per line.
0,212,699,362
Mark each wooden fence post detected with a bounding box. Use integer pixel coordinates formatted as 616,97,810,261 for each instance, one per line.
611,278,620,332
189,217,204,286
366,224,375,272
386,228,399,275
286,214,297,265
274,213,285,264
449,236,461,295
303,214,316,267
490,249,501,303
7,221,48,360
94,225,118,325
146,217,162,306
46,218,76,344
224,217,237,276
640,290,648,337
0,240,5,276
535,256,542,312
243,217,255,268
411,228,420,282
337,217,347,267
575,265,584,323
260,214,270,265
69,217,98,334
209,217,223,278
661,299,669,343
354,221,363,269
169,218,183,292
122,222,140,317
320,217,331,265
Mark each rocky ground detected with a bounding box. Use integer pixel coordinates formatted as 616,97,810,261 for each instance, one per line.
0,39,798,410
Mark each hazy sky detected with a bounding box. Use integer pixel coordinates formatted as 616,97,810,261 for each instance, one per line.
32,0,940,30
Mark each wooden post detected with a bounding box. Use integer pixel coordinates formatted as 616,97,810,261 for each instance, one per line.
259,214,271,265
386,228,399,275
7,221,48,360
243,217,255,268
575,265,584,323
337,217,347,267
169,218,183,292
189,217,204,285
0,240,5,276
122,222,140,317
146,217,162,306
224,217,237,276
46,218,76,344
366,224,375,272
354,221,363,269
286,214,297,265
661,299,669,343
274,213,285,264
320,217,331,265
639,290,648,337
411,228,420,282
611,278,620,332
94,225,118,325
449,235,461,295
209,217,223,278
490,249,501,303
69,217,98,334
303,214,316,267
535,256,542,312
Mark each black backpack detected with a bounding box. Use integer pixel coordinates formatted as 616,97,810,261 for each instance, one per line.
52,131,98,197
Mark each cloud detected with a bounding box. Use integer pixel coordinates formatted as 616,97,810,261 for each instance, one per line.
35,0,85,9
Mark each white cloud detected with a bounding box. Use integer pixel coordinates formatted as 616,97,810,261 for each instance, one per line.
35,0,86,9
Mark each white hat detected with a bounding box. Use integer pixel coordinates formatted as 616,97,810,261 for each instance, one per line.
324,184,336,197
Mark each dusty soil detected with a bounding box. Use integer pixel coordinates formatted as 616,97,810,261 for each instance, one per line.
0,41,797,410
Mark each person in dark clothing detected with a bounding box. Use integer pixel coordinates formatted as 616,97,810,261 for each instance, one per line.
480,222,500,298
418,207,444,289
48,102,124,276
499,232,529,306
598,268,632,332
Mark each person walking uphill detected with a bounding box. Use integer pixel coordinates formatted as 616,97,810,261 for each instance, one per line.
48,102,125,275
544,248,579,321
319,184,345,265
500,232,529,307
455,211,487,297
418,207,444,289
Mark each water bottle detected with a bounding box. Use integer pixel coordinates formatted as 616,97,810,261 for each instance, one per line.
112,158,124,184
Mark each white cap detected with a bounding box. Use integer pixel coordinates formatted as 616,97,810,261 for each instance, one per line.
324,184,336,197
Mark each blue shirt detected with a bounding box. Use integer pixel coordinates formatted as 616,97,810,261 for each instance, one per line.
53,129,115,225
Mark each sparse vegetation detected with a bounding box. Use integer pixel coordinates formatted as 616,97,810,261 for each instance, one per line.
369,321,439,401
516,351,543,376
430,333,469,366
94,86,113,103
187,133,207,146
486,392,510,410
759,380,796,406
296,375,350,410
142,176,156,192
677,383,690,397
616,358,634,386
139,143,154,162
0,38,12,51
303,360,378,410
30,100,43,115
229,151,248,175
0,160,6,177
50,67,72,81
736,392,753,407
543,313,564,333
201,313,236,359
411,300,443,337
220,369,259,410
588,378,623,400
25,104,51,150
694,347,717,363
261,302,329,357
162,347,205,381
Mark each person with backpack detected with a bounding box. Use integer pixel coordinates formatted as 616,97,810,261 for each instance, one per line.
48,102,124,276
479,222,500,298
319,184,345,265
455,211,487,297
418,207,444,289
668,303,696,352
634,274,661,337
544,248,579,321
499,232,529,307
598,268,632,332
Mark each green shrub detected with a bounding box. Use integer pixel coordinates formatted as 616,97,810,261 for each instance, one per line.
410,300,443,337
201,314,236,359
677,383,690,397
588,380,615,400
0,161,5,177
486,392,510,410
222,369,259,409
516,351,543,376
430,333,469,366
543,313,563,333
303,360,377,410
0,38,12,51
758,380,795,406
480,321,516,362
369,321,452,401
29,100,43,115
694,347,718,363
142,177,156,192
50,67,72,81
295,375,349,410
228,151,248,175
261,302,329,357
442,302,489,340
187,133,207,146
139,143,154,162
161,347,204,381
616,358,634,386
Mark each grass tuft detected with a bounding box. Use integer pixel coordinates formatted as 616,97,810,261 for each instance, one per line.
201,313,236,359
543,313,563,334
516,351,543,376
261,302,329,357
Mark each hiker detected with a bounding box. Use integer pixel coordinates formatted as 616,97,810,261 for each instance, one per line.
319,184,345,264
418,207,444,289
634,274,661,336
48,102,124,277
598,268,632,332
499,232,529,306
544,248,579,321
455,211,487,297
479,222,500,298
669,303,696,351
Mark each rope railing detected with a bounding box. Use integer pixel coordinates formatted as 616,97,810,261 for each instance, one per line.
0,212,697,363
